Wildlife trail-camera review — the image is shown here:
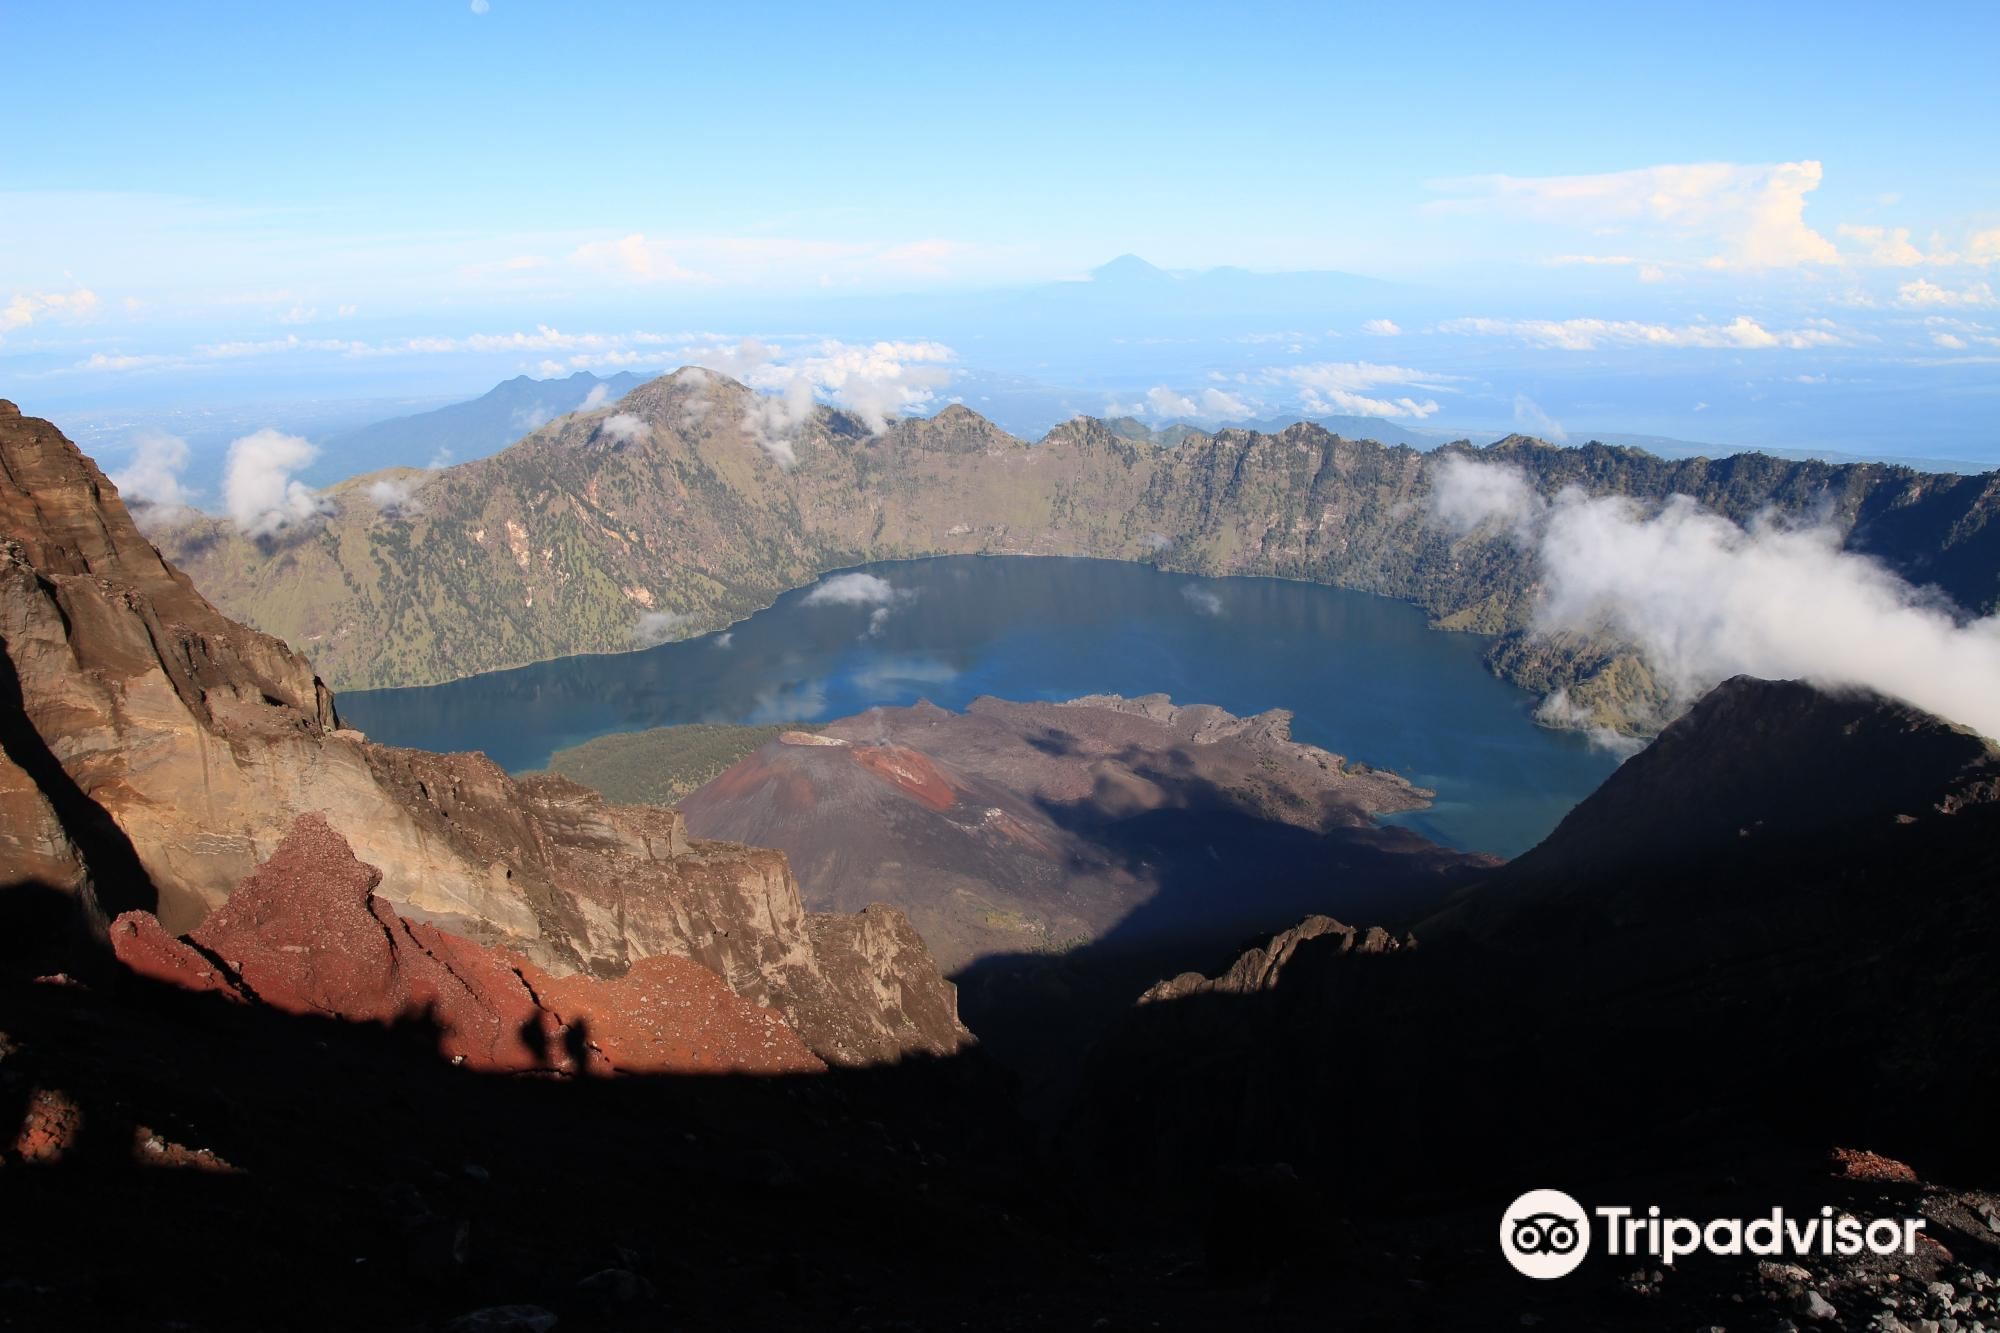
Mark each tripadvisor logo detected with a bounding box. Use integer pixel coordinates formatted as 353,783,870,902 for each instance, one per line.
1500,1189,1926,1279
1502,1189,1592,1279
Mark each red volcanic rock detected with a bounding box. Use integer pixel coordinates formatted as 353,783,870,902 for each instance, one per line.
109,911,242,999
524,955,824,1076
119,814,826,1077
1832,1147,1919,1183
11,1087,83,1163
851,744,957,811
185,814,544,1071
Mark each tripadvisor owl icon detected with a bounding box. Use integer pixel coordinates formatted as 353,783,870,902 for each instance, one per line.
1501,1189,1592,1279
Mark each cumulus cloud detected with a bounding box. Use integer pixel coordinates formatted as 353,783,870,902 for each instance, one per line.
108,431,195,514
1897,279,1995,309
1181,585,1225,616
1441,314,1847,351
1434,458,2000,741
1428,161,1841,269
729,339,956,465
469,0,489,12
1834,223,1928,267
1933,332,1970,350
1260,361,1445,418
1124,385,1252,421
366,477,424,517
631,610,692,647
803,572,905,607
761,339,955,432
579,382,611,411
224,429,329,538
1512,395,1569,443
596,412,650,446
2,287,100,337
1362,318,1402,336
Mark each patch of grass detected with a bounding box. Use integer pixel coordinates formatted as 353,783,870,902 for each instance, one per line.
538,722,823,806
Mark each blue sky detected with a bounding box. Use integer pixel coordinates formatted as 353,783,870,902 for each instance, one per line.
4,1,1998,465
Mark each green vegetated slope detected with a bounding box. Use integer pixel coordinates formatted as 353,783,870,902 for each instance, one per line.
538,723,823,807
154,367,2000,736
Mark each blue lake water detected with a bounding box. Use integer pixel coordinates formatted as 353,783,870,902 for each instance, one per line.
339,556,1622,858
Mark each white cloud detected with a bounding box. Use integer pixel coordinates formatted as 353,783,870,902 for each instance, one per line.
1969,229,2000,266
1362,318,1402,336
1260,361,1445,418
1834,223,1927,267
754,339,955,432
224,429,329,538
510,402,556,433
108,430,195,513
802,572,905,607
631,610,690,647
727,338,956,463
470,0,489,11
1429,161,1841,269
1512,395,1568,443
597,412,650,445
1128,385,1252,421
1436,459,2000,741
1181,585,1224,616
579,381,611,411
1429,453,1547,541
1933,332,1969,349
1897,279,1996,309
570,233,702,284
1440,314,1847,351
2,287,100,337
366,477,424,517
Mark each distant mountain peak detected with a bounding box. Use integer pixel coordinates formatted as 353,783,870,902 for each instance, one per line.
1088,254,1172,283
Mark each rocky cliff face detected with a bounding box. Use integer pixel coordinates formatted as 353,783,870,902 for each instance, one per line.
0,401,968,1066
147,374,1999,741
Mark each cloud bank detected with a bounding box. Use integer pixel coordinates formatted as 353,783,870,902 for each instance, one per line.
1261,361,1445,418
1429,161,1841,269
1440,314,1847,351
1431,457,2000,740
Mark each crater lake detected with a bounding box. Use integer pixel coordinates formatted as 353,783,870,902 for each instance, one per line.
339,555,1622,858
